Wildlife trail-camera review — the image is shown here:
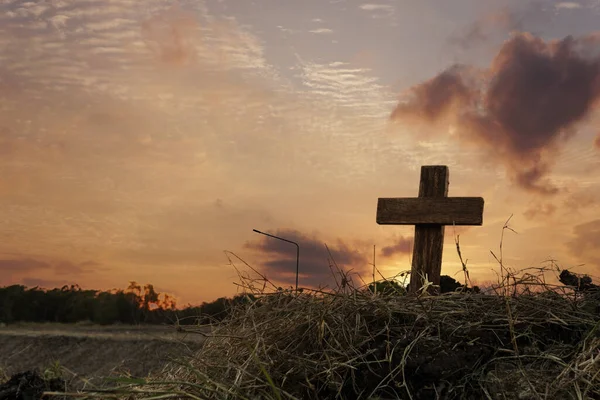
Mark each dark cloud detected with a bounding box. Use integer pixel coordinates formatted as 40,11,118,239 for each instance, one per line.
595,133,600,149
392,65,475,123
0,258,50,274
380,236,412,258
566,219,600,266
245,229,369,289
392,32,600,195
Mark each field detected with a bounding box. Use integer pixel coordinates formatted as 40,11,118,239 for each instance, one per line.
0,322,207,390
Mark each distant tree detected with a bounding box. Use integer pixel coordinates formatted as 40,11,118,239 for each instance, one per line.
0,285,27,322
93,291,120,325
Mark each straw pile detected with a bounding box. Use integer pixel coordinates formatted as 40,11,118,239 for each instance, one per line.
139,268,600,400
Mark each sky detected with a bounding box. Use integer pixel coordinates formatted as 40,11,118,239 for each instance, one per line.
1,0,600,305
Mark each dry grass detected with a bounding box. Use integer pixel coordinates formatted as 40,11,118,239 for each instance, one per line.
45,220,600,400
60,277,599,399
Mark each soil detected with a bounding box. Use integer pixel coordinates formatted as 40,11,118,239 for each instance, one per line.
0,323,207,391
0,370,65,400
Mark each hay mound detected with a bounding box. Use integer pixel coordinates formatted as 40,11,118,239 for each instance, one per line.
156,282,599,400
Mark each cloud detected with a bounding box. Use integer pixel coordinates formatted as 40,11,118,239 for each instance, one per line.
0,258,50,274
0,257,98,278
297,59,394,119
54,260,101,275
309,28,334,34
449,9,523,49
245,229,369,289
595,133,600,149
359,4,394,12
564,190,598,213
141,6,200,67
556,2,582,9
523,202,557,220
358,3,395,19
391,32,600,195
0,0,276,102
567,219,600,266
380,236,412,258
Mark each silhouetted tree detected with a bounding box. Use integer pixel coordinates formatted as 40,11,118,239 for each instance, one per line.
0,282,261,326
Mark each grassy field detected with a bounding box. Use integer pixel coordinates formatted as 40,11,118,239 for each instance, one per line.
0,322,208,390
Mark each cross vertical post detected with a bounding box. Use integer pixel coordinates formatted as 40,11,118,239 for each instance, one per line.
410,166,448,295
376,165,484,295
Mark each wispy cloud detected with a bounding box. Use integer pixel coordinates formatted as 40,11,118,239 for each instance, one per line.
359,4,394,12
358,2,395,22
0,0,278,103
556,2,582,9
0,258,50,274
309,28,334,34
0,256,99,283
296,59,395,119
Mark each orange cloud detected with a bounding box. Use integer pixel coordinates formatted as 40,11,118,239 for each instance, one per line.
564,191,598,214
523,202,557,220
567,219,600,268
141,6,199,67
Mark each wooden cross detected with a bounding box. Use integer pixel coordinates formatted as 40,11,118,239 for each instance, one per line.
376,165,484,294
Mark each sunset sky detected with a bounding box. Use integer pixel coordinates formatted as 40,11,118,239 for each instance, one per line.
1,0,600,305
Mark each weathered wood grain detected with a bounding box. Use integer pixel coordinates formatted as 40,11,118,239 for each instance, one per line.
376,197,484,225
410,166,448,295
375,165,485,295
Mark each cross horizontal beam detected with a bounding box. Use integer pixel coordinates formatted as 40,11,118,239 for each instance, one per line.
376,197,484,226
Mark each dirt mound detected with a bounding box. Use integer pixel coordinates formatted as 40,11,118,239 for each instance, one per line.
0,370,65,400
137,280,599,399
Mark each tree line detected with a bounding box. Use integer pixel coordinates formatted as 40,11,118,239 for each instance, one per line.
0,282,253,325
